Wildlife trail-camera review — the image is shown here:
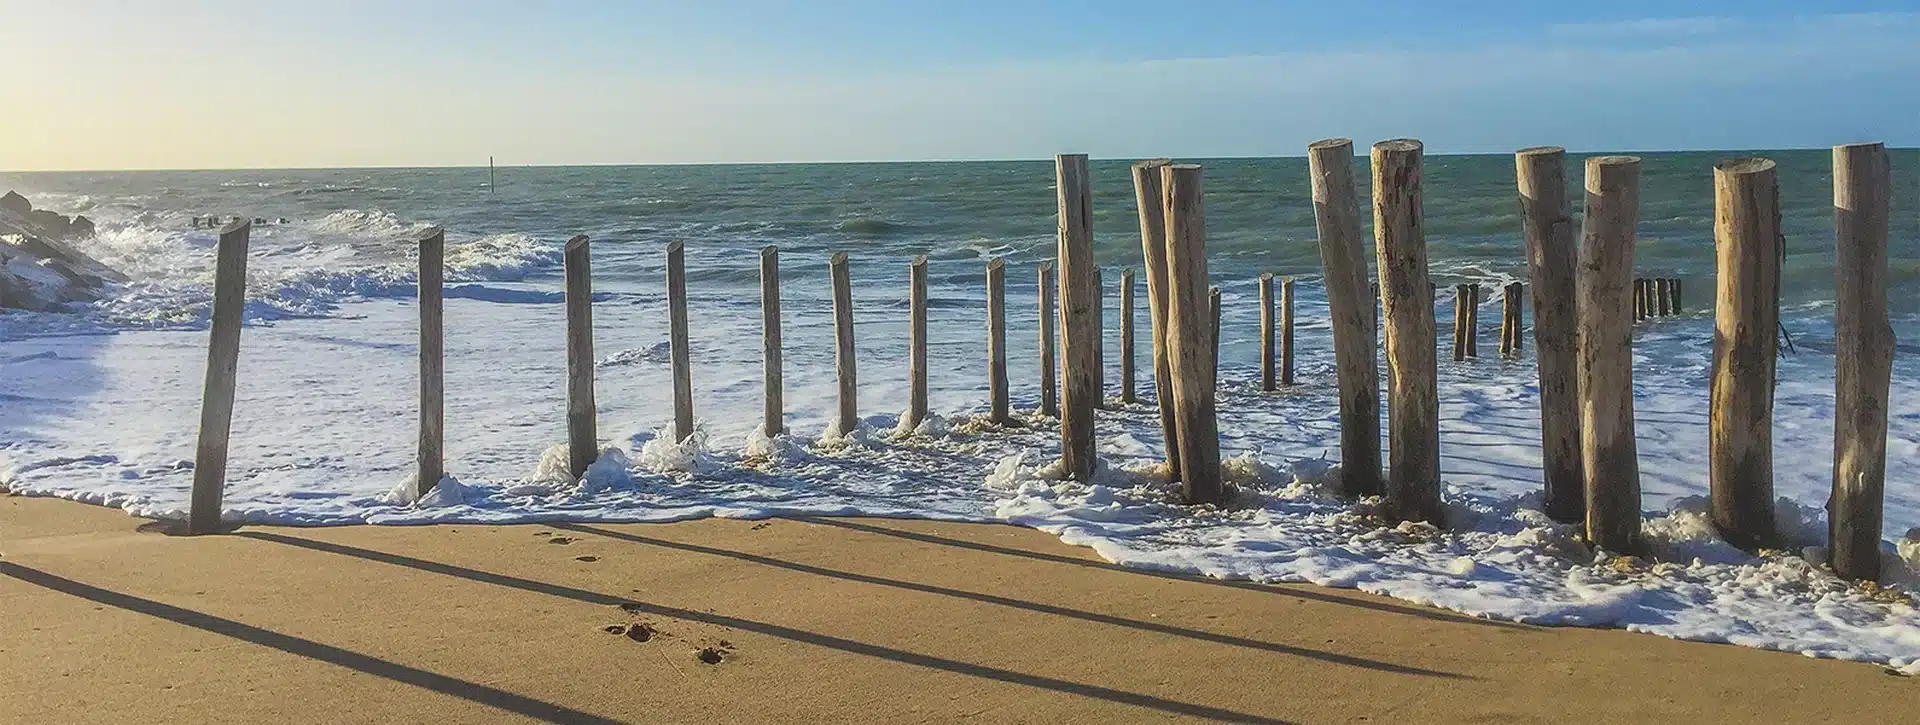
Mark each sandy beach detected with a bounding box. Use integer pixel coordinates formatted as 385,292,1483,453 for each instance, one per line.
3,495,1911,724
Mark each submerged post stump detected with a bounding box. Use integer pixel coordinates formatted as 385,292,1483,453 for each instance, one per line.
831,252,859,437
1518,146,1584,524
1038,261,1058,419
1578,157,1643,552
667,240,695,443
1121,268,1137,404
907,254,930,431
1056,154,1099,482
563,235,598,479
1711,158,1781,552
415,226,445,500
986,258,1013,425
1260,273,1276,391
189,220,252,535
1280,278,1296,386
1831,142,1893,581
1308,139,1383,498
1163,164,1221,504
760,246,784,435
1132,159,1180,481
1372,139,1442,525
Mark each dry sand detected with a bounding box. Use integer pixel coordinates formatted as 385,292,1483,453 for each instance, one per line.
3,495,1912,724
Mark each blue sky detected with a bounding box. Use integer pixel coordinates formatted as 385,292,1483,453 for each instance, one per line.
4,1,1917,169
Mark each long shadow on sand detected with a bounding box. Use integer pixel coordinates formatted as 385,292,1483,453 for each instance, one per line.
0,561,626,725
232,531,1307,725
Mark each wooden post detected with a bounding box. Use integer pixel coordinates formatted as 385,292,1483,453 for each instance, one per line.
1260,273,1276,391
1503,282,1523,357
415,226,445,500
1307,139,1383,498
1132,159,1179,481
1578,156,1643,552
1710,158,1782,552
1371,139,1442,525
831,251,858,436
667,240,695,443
1831,142,1893,581
1518,147,1584,523
1038,261,1058,419
986,258,1012,424
1120,268,1137,404
1654,278,1670,317
1094,266,1105,401
1162,164,1221,504
1465,283,1480,358
1672,279,1683,314
1209,286,1222,390
1452,284,1469,362
563,235,598,479
1056,154,1098,482
188,220,251,534
907,255,930,430
1280,278,1296,386
760,246,784,435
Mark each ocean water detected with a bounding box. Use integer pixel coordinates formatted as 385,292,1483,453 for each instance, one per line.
4,150,1920,672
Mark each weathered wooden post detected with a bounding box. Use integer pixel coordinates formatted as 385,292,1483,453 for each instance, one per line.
1056,154,1099,482
1308,139,1383,498
1831,142,1893,581
1465,283,1480,358
1120,268,1137,404
1672,279,1683,314
907,254,930,430
415,226,445,500
1710,158,1782,552
1163,164,1221,504
667,240,695,442
1501,282,1523,357
1209,286,1222,390
1094,267,1105,400
1132,159,1179,480
1518,147,1584,523
1655,278,1671,317
563,235,598,479
1372,139,1442,524
760,246,784,435
1578,157,1643,552
986,258,1012,425
188,220,251,534
831,251,859,436
1038,261,1058,418
1280,278,1296,386
1260,273,1277,391
1452,284,1469,362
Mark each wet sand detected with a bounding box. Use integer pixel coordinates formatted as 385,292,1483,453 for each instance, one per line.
3,495,1912,724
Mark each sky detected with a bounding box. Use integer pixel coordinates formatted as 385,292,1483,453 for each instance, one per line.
2,0,1917,170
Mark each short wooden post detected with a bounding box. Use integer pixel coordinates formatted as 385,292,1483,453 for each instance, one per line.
1831,142,1893,581
1280,278,1295,386
1578,156,1643,552
188,220,251,534
563,235,598,479
1056,154,1099,482
1120,268,1137,404
667,240,695,443
760,246,784,435
1037,261,1058,418
1502,282,1522,357
831,251,859,436
1655,278,1671,317
1163,164,1220,503
1260,273,1276,391
1518,146,1584,523
1307,139,1383,498
1132,159,1180,481
1209,286,1222,390
415,226,445,499
1452,284,1469,362
1465,283,1480,358
986,258,1012,425
1371,139,1442,524
1710,158,1781,552
1672,278,1683,314
907,254,930,430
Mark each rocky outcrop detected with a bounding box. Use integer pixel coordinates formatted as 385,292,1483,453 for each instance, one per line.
0,190,125,311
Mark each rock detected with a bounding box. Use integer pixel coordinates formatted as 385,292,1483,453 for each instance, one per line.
0,191,29,216
69,215,95,238
26,210,71,239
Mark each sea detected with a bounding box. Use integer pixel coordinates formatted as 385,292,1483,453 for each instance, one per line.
4,150,1920,672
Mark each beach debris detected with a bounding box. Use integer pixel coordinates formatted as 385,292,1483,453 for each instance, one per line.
547,536,575,545
574,555,599,562
626,624,658,642
602,625,627,635
695,647,724,664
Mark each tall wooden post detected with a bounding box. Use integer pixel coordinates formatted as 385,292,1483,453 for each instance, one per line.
563,235,598,479
907,254,930,430
1260,273,1277,391
1452,284,1469,362
1465,283,1480,358
1578,157,1643,552
1209,286,1222,390
667,240,695,442
1831,142,1893,581
415,226,445,500
1162,164,1221,504
831,251,858,436
1372,139,1442,524
1518,147,1583,523
1308,139,1382,497
1132,160,1180,480
760,246,784,435
188,220,251,534
1710,158,1781,552
1094,266,1105,401
1120,268,1137,404
1655,278,1671,317
1056,154,1099,482
1038,262,1058,419
986,258,1012,425
1280,278,1296,386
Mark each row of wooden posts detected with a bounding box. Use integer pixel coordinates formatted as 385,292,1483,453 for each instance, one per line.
181,142,1896,583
